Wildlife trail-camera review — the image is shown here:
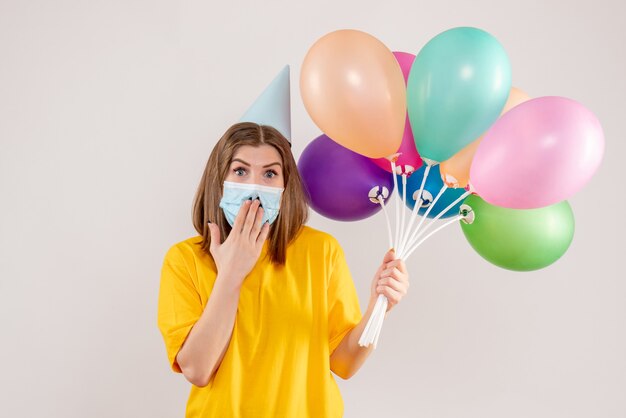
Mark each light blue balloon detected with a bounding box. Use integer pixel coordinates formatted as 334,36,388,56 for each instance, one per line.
407,27,512,162
397,164,467,219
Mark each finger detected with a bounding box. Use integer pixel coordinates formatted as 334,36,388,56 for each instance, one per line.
242,199,261,235
385,258,407,273
232,199,252,234
208,222,220,254
250,205,265,240
376,285,402,305
256,221,270,246
377,276,407,294
382,248,396,264
380,267,401,279
387,267,410,289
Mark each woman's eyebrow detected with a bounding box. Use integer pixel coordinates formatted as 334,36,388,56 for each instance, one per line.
231,158,283,168
231,158,250,166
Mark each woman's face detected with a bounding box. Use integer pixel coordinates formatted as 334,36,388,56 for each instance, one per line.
225,144,285,188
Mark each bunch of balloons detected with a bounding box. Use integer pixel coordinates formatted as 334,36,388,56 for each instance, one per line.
298,27,604,348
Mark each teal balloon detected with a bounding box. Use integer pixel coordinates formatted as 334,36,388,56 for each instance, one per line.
460,195,575,272
407,27,512,162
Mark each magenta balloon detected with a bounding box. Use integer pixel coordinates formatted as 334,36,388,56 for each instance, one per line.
394,51,414,80
470,96,604,209
371,52,422,173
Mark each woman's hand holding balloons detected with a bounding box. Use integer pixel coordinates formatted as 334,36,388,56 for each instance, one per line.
297,26,605,348
369,249,410,313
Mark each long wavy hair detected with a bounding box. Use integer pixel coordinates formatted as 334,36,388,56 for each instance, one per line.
192,122,309,266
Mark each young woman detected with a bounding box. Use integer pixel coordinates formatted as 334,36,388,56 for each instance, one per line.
157,122,410,417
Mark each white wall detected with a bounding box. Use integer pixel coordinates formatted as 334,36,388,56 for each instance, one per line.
1,0,624,416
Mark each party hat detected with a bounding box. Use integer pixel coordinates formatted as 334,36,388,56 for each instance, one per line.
239,65,291,144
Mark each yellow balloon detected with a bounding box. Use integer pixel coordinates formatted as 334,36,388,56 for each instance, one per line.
440,87,530,188
300,30,406,159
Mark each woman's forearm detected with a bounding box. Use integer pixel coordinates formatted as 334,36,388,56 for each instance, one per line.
176,274,242,387
329,300,388,379
330,249,410,379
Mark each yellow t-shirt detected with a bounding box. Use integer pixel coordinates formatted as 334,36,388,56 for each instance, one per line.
157,225,363,417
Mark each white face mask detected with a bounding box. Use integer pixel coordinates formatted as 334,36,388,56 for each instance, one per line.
219,181,284,227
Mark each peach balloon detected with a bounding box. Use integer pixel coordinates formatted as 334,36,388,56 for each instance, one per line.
300,30,406,159
440,87,530,188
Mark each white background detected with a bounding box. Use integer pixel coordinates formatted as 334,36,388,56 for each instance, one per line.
1,0,624,416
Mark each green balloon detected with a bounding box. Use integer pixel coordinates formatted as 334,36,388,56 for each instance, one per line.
460,195,575,271
407,27,512,163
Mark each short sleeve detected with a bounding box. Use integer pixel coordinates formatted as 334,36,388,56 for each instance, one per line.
157,245,203,373
327,240,363,355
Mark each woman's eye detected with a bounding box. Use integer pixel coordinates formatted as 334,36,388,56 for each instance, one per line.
265,170,278,178
234,168,246,176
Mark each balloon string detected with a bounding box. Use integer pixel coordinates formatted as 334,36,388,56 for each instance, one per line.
399,183,447,258
361,164,398,348
404,190,471,252
391,160,400,250
397,164,431,256
364,162,437,349
367,234,405,347
360,250,400,347
397,174,408,253
362,232,403,347
359,294,386,346
359,296,378,345
377,196,393,252
364,296,386,346
372,298,387,348
404,215,464,261
364,305,378,342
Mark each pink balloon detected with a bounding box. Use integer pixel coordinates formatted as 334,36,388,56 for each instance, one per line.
371,52,423,173
393,50,414,82
470,96,604,209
